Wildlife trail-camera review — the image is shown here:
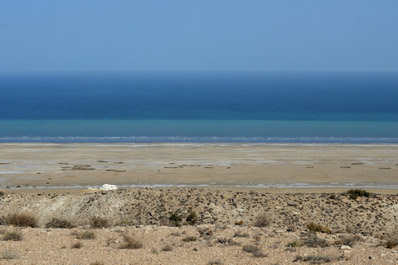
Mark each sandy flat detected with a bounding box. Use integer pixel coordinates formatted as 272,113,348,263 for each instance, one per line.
0,143,397,191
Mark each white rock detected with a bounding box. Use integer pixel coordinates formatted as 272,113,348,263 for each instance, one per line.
100,184,118,191
341,245,352,250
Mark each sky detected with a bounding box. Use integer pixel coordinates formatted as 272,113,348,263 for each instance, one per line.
1,0,398,72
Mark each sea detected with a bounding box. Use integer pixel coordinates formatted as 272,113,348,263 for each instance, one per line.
0,71,397,144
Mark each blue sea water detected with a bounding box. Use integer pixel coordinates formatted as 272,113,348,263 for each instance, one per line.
0,71,397,143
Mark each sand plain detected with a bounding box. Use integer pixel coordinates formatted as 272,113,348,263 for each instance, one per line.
0,143,397,192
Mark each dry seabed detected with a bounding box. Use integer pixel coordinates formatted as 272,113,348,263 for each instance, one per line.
0,188,398,264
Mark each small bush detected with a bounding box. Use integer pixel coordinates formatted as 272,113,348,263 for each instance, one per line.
235,220,244,226
182,236,197,242
306,223,331,234
346,189,371,200
0,249,17,260
6,213,37,227
301,233,330,248
208,261,223,265
385,232,398,249
90,262,104,265
329,194,336,199
46,218,74,228
294,255,332,264
73,230,96,240
0,191,4,196
286,240,302,248
120,235,143,249
186,212,197,225
2,231,22,241
90,216,109,228
161,245,173,251
254,214,270,228
242,245,260,253
337,235,360,247
169,212,182,227
71,242,83,249
234,231,249,238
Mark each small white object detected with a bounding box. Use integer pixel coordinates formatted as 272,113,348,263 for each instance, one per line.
100,184,118,191
341,245,352,250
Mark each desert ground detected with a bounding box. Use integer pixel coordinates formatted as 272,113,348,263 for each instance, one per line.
0,143,397,189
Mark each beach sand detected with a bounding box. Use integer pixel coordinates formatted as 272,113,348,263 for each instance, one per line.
0,143,397,192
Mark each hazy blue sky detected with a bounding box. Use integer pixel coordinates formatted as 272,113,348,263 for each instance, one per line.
1,1,397,72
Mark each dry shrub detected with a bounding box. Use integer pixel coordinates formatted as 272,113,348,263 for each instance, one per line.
71,242,83,249
385,232,398,249
72,230,96,240
306,222,331,234
242,245,260,253
254,214,270,228
46,218,75,228
182,236,197,242
2,231,22,241
90,262,104,265
234,231,249,238
346,189,371,200
0,249,17,260
6,213,37,227
336,235,361,247
208,261,223,265
90,216,109,228
161,245,173,251
120,235,143,249
294,255,333,264
301,233,330,248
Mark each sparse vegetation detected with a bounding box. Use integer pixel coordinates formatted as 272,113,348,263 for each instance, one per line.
301,233,330,248
6,213,37,227
242,245,260,253
186,211,198,225
182,236,197,242
329,194,336,199
120,235,143,249
90,262,104,265
346,189,371,200
208,261,223,265
306,222,331,234
72,230,96,240
46,218,75,228
2,231,22,241
254,214,270,228
161,245,173,251
294,255,333,264
242,245,267,258
336,235,360,247
169,212,183,227
234,230,250,238
286,240,302,248
0,191,4,196
90,216,109,228
385,232,398,249
0,249,17,260
71,242,83,249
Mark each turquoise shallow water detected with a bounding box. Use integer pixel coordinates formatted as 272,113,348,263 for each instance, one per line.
0,120,397,143
0,72,397,143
